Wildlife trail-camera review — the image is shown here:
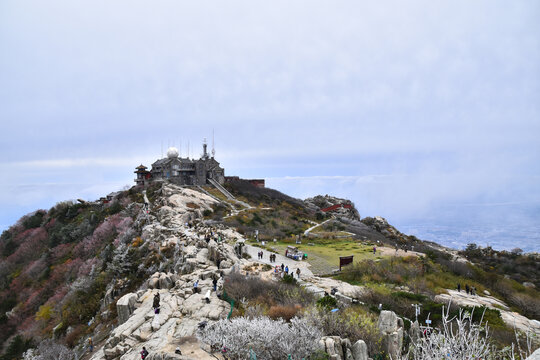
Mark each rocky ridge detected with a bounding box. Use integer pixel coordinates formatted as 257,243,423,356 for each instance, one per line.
87,184,409,360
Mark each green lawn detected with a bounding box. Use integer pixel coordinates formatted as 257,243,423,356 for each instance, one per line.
250,237,388,275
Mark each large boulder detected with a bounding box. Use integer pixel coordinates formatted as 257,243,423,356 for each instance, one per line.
319,336,356,360
146,353,184,360
378,310,398,333
351,340,368,360
378,310,403,360
409,320,421,345
526,348,540,360
159,273,176,289
116,293,138,325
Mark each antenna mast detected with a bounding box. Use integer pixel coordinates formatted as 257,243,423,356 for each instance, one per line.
212,129,216,158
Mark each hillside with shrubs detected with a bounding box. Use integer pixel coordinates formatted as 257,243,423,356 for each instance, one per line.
0,180,538,359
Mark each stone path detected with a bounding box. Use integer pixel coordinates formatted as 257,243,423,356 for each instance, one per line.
244,244,313,277
304,217,334,236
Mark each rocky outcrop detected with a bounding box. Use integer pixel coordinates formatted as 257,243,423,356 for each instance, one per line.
526,347,540,360
435,289,540,334
318,336,368,360
89,184,241,360
351,340,368,360
116,293,138,325
305,195,360,220
377,310,403,360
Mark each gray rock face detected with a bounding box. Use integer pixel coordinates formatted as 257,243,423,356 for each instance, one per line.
319,336,369,360
351,340,368,360
116,293,138,325
378,310,398,333
409,320,421,345
526,347,540,360
146,353,183,360
378,310,403,360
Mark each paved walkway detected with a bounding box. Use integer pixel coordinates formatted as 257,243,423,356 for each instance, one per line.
303,217,334,236
244,244,313,277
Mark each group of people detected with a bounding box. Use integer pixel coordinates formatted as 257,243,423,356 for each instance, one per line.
142,345,180,359
274,263,301,279
457,283,477,295
256,250,280,263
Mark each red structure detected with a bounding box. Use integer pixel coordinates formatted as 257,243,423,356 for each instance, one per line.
321,203,352,212
134,164,151,186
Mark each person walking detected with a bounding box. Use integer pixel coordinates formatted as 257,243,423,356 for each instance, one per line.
88,337,93,352
194,279,199,294
281,263,285,272
465,284,470,295
212,277,218,292
285,265,289,275
296,268,301,279
141,347,149,359
153,293,160,314
457,283,461,292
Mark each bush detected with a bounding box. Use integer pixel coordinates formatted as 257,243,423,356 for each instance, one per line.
317,295,338,310
198,316,321,360
1,335,33,360
224,273,314,308
282,274,297,285
22,211,46,229
268,304,301,321
202,209,212,217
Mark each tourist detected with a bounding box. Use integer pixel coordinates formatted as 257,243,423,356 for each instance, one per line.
88,337,93,352
373,246,376,255
281,263,284,272
153,293,160,313
212,277,218,291
296,268,301,278
141,347,149,359
194,279,199,294
457,283,461,292
465,284,470,295
285,265,289,274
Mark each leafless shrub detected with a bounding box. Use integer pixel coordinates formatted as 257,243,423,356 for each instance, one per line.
401,303,538,360
23,339,75,360
198,316,321,360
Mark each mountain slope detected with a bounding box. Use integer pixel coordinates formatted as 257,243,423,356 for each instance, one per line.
0,180,538,359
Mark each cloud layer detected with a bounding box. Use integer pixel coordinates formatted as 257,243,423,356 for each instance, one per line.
1,0,539,250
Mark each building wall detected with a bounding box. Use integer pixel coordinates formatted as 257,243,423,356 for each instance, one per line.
145,156,225,186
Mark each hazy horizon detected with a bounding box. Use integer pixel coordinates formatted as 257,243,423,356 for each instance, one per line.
1,1,539,252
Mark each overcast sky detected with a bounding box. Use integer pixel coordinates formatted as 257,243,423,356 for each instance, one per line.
1,1,539,251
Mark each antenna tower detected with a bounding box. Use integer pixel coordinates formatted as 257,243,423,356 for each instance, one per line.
212,129,216,158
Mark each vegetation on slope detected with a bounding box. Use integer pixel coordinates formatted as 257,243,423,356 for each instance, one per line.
0,187,160,359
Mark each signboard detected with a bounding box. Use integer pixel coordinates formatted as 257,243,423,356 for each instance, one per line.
339,255,354,271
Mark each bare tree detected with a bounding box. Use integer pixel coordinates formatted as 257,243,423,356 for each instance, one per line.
402,304,537,360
